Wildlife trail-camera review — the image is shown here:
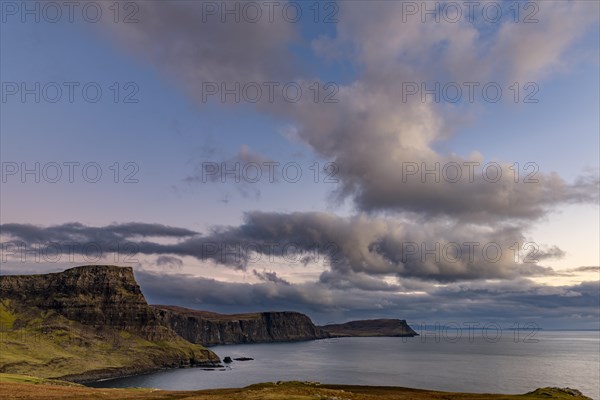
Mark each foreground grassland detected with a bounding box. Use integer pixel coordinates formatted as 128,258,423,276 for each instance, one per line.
0,376,592,400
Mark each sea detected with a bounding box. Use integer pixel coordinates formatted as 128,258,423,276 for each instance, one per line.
89,330,600,399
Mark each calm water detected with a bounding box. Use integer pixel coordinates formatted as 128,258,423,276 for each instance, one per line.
90,331,600,399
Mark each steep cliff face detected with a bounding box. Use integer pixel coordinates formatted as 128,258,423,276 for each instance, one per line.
320,319,418,337
0,265,167,340
0,266,221,381
153,305,330,346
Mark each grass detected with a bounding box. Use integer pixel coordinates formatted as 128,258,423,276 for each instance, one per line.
0,300,17,328
0,301,219,380
0,373,82,387
153,305,264,321
0,304,592,399
0,376,592,400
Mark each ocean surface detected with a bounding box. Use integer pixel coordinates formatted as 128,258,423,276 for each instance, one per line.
89,330,600,399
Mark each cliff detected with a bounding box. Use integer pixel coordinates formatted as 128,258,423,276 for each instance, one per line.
320,319,418,337
153,305,330,346
0,265,220,381
0,265,170,340
0,265,418,383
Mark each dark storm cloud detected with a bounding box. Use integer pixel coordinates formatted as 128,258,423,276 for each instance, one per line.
199,211,560,282
135,270,335,314
0,213,563,282
0,222,197,243
133,270,599,328
1,263,594,328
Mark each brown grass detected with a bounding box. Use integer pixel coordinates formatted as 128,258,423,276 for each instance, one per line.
0,377,592,400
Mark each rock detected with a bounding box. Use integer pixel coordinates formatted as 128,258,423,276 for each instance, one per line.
223,357,232,363
0,265,222,381
319,319,418,337
0,265,168,340
233,357,253,361
153,305,330,346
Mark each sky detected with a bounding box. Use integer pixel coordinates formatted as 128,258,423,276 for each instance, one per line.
1,0,599,329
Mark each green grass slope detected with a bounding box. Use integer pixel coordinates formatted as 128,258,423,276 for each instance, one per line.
0,299,220,381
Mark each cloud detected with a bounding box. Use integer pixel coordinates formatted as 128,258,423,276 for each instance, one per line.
132,270,599,328
572,266,600,273
156,255,184,271
0,214,564,282
1,263,595,328
289,0,599,220
184,145,278,200
2,1,597,328
319,269,401,292
95,0,599,221
535,245,566,261
100,0,301,90
201,211,563,282
253,269,291,285
0,222,197,243
491,1,600,82
1,218,597,328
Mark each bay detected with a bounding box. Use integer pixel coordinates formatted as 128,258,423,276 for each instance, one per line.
89,330,600,399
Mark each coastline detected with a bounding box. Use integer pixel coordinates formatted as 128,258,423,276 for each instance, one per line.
1,267,595,398
55,360,224,384
85,334,599,399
